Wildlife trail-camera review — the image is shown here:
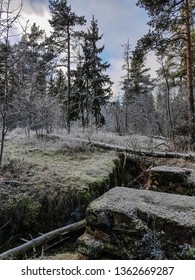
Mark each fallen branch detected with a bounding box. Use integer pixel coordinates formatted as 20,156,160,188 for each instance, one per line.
0,219,11,231
51,134,194,160
1,180,67,187
0,219,86,260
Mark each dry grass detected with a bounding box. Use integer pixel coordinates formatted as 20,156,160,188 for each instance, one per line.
3,135,118,187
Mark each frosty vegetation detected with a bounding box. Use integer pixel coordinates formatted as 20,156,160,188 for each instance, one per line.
0,0,195,167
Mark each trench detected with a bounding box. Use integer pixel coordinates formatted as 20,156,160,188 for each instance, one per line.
1,153,145,255
1,152,193,259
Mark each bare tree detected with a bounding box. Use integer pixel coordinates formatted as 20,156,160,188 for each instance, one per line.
0,0,23,166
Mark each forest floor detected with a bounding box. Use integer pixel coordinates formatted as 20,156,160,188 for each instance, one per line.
2,129,125,193
1,128,195,259
0,129,120,258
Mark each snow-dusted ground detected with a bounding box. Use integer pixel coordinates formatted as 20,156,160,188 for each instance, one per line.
5,127,169,152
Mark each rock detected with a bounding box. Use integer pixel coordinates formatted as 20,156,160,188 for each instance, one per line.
77,187,195,259
77,233,104,259
148,165,195,195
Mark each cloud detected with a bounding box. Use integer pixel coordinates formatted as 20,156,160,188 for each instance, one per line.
69,0,149,58
10,0,47,16
22,0,48,16
68,0,152,95
11,0,157,96
108,57,124,98
20,0,51,34
146,51,159,78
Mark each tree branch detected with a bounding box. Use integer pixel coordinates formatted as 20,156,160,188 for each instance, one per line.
0,219,86,260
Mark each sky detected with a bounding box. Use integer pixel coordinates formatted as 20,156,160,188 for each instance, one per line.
13,0,159,97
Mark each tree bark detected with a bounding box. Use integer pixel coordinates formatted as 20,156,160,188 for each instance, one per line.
185,0,195,149
51,134,194,160
160,58,175,145
67,25,71,134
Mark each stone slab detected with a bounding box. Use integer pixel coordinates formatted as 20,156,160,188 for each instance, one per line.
78,187,195,259
148,165,195,195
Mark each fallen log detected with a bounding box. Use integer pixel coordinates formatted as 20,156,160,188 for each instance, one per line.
51,134,194,160
0,219,86,260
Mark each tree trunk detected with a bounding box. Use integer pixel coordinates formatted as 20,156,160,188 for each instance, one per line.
0,219,86,260
185,0,195,149
0,2,9,167
161,61,175,146
0,114,6,167
50,134,194,160
86,79,89,127
67,26,71,134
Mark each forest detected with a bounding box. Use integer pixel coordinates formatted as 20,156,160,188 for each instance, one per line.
0,0,195,156
0,0,195,260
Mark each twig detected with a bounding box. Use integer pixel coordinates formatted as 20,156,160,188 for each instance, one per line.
0,218,11,231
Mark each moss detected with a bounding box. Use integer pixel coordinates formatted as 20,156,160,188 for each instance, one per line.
76,187,91,203
182,247,195,259
17,197,42,228
0,197,16,221
0,197,15,211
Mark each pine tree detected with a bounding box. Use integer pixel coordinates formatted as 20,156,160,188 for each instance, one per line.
136,0,195,148
15,23,53,96
71,54,85,123
121,39,133,130
120,38,154,135
47,75,57,97
73,16,113,127
130,45,154,95
54,69,67,107
49,0,86,133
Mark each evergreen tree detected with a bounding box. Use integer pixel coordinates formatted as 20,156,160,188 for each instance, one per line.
55,69,67,104
120,38,155,135
136,0,195,148
14,23,54,96
48,70,67,100
120,39,133,130
70,54,84,123
130,45,154,95
73,16,113,127
49,0,86,132
47,75,57,97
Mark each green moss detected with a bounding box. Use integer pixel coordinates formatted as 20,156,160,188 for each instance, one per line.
77,187,91,202
0,197,16,220
17,197,41,228
183,247,195,259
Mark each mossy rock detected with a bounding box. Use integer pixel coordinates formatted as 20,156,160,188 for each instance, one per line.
78,187,195,259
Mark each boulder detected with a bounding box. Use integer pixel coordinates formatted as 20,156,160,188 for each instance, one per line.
148,165,195,195
77,187,195,259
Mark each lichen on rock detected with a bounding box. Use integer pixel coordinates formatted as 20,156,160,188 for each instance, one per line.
78,187,195,259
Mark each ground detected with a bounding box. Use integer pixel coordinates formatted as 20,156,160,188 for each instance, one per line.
0,129,121,258
0,128,195,259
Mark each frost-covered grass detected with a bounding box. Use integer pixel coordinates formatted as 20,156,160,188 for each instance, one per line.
5,126,169,153
3,132,119,188
51,127,168,152
0,132,120,254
